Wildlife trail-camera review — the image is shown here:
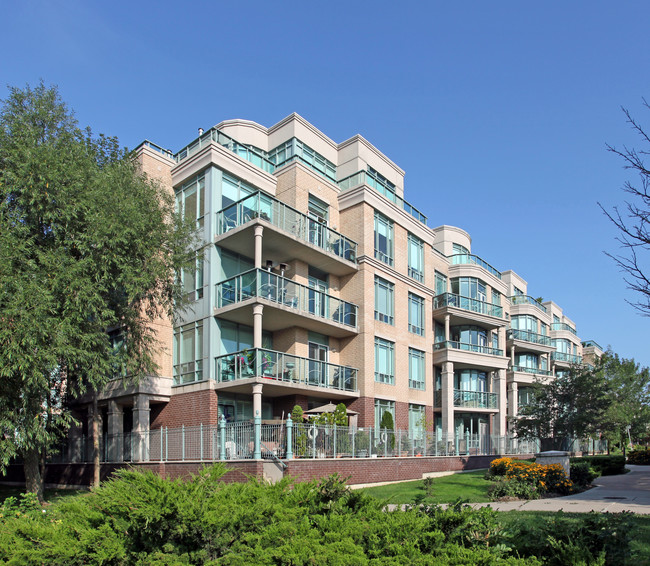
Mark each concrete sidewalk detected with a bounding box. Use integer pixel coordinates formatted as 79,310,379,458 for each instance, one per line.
471,464,650,515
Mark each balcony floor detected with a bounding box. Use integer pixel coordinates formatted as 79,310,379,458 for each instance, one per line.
212,375,360,400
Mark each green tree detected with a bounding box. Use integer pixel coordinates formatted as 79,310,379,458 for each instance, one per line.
0,83,195,500
513,364,612,450
599,351,650,456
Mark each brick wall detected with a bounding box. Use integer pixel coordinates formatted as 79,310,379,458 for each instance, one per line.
153,389,220,428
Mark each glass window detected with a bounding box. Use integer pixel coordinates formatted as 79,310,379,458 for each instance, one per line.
435,321,445,344
407,234,424,282
492,289,501,306
220,172,255,209
515,352,539,369
374,399,395,430
374,276,394,324
518,387,534,407
374,337,394,384
173,321,203,384
511,315,539,333
452,242,470,255
513,286,525,296
408,292,425,335
409,404,426,440
374,212,394,266
182,250,205,301
409,348,425,390
454,369,487,392
451,277,486,301
434,271,447,295
176,173,206,230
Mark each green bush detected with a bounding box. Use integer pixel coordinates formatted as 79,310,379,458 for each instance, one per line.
487,477,541,500
570,461,600,487
570,455,626,476
628,447,650,465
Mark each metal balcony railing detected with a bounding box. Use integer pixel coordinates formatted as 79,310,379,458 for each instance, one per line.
214,348,358,392
507,329,552,346
508,295,547,313
509,365,553,376
551,352,582,364
216,192,357,263
215,269,358,328
454,389,498,409
433,341,503,357
551,322,577,335
448,254,501,279
433,292,504,318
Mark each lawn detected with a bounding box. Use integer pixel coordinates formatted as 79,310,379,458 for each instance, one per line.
359,469,492,504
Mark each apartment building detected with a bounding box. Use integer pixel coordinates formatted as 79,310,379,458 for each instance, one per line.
88,113,600,455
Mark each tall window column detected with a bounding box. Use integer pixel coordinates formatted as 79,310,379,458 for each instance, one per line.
107,400,123,462
494,369,507,437
132,395,150,463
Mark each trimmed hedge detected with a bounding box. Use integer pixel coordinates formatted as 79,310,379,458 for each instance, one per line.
570,455,626,476
628,448,650,465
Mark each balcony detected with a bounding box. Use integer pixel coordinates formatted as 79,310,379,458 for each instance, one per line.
433,390,498,410
214,348,357,393
433,292,504,319
552,352,582,365
338,170,427,225
215,192,358,276
433,341,503,357
448,254,501,280
507,329,552,347
215,269,358,337
509,365,553,377
509,295,547,313
551,322,577,335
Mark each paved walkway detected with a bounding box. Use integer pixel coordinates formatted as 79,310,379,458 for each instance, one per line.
472,464,650,515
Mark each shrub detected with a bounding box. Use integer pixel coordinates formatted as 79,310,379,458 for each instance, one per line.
628,447,650,465
487,457,512,477
571,455,626,475
487,458,574,499
488,477,541,500
570,461,600,487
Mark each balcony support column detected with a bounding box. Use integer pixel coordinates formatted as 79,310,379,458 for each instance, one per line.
508,381,518,421
441,361,455,441
132,395,150,462
252,384,263,459
254,225,264,269
107,400,124,462
494,369,507,437
511,344,516,366
498,327,506,352
253,304,264,349
444,314,450,342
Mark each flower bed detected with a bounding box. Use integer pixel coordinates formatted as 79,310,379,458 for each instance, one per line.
486,457,574,500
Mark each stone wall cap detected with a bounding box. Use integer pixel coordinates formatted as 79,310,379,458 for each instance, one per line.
536,451,570,456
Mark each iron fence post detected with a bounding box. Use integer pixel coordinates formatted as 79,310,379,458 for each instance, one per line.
219,415,226,460
286,415,293,460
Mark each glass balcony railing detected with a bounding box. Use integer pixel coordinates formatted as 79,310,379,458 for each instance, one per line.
433,341,503,357
552,352,582,364
508,295,547,313
507,329,552,346
551,323,577,335
216,192,358,263
433,390,499,409
215,269,358,328
214,348,357,392
582,340,603,350
338,171,427,225
448,254,501,280
433,292,504,318
175,128,275,172
137,140,174,159
510,365,553,377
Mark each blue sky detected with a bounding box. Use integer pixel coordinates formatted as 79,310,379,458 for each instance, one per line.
3,1,650,368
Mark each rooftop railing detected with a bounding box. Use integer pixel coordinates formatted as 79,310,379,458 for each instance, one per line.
137,140,174,159
507,329,552,347
216,192,358,263
551,352,582,364
338,171,428,225
433,341,503,357
175,128,275,172
508,295,547,313
448,254,501,280
214,348,357,392
215,269,358,329
433,292,504,318
510,365,553,377
582,340,603,350
551,322,577,335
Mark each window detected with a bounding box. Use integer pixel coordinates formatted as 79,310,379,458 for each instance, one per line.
374,212,393,266
454,369,487,392
374,276,394,324
268,138,337,181
375,337,395,384
513,286,525,296
452,242,470,255
518,387,534,407
408,292,425,335
491,289,501,306
407,234,424,281
308,195,328,247
451,277,487,301
409,348,425,390
409,404,426,440
515,352,539,369
177,173,206,230
435,271,447,295
450,325,488,348
374,399,395,430
511,315,539,332
173,321,203,385
181,251,205,301
492,331,499,351
108,330,127,379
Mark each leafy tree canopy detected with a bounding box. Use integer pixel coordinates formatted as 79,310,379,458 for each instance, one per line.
0,82,195,498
